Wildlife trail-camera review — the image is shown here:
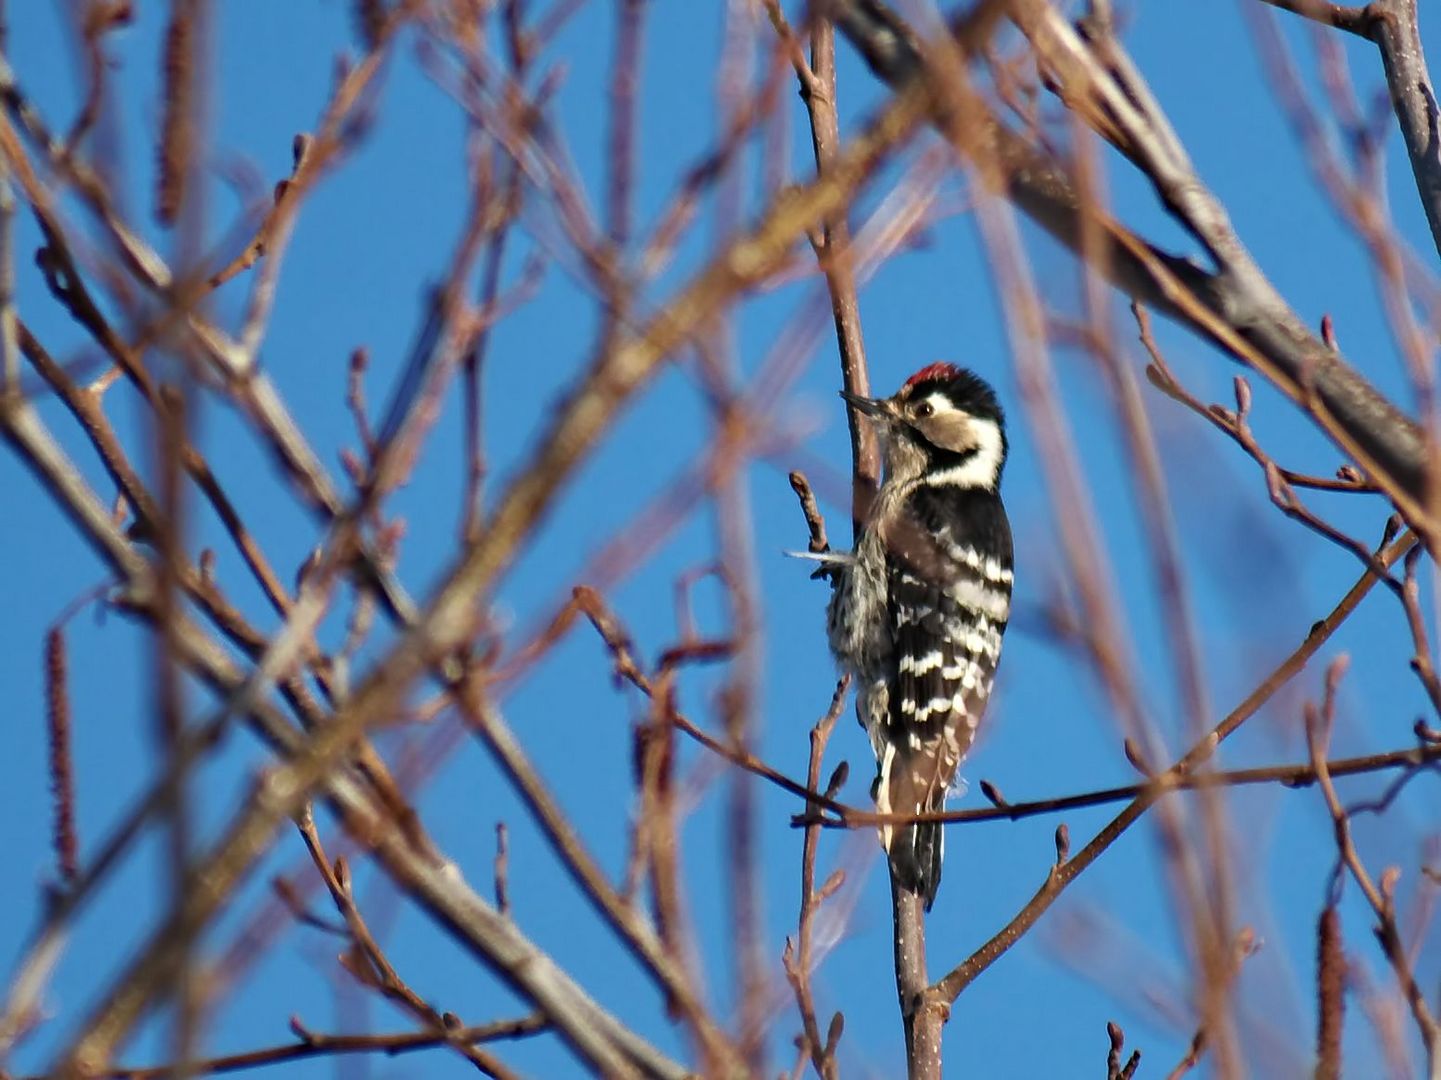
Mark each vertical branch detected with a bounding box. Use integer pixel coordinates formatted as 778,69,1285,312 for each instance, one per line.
606,0,644,251
1316,905,1344,1079
154,0,196,226
155,3,210,1067
711,396,768,1073
706,4,766,1067
791,6,919,1072
1367,0,1441,263
1073,94,1238,1056
154,383,200,1077
45,626,79,887
893,886,941,1080
803,12,880,527
785,677,848,1080
1305,658,1440,1069
0,145,14,392
459,6,529,539
951,53,1239,1066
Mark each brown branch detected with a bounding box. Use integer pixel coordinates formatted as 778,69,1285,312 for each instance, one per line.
893,884,940,1080
83,1014,547,1079
294,808,520,1078
1316,905,1345,1080
1106,1021,1141,1080
799,13,880,527
1137,308,1375,493
782,678,849,1080
1163,1030,1207,1080
1306,658,1440,1067
451,677,739,1075
929,528,1416,1005
1399,545,1441,718
154,0,196,226
805,740,1441,830
605,0,644,251
1139,309,1402,590
571,517,1438,841
493,822,511,919
788,470,830,555
0,400,680,1077
573,585,850,819
44,626,79,887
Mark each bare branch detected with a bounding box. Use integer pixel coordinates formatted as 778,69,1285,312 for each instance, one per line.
830,0,1432,532
931,529,1416,1004
80,1015,547,1079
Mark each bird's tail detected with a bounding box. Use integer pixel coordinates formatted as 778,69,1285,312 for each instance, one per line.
878,747,946,911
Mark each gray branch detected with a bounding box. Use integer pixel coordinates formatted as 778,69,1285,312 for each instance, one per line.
1361,1,1441,262
1263,0,1441,263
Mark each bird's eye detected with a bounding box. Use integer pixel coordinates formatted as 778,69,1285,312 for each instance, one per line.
915,402,934,419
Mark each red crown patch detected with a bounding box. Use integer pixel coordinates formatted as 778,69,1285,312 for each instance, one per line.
903,362,964,389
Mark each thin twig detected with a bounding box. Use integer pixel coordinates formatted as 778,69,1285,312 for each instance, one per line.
1306,658,1440,1067
82,1014,548,1079
929,529,1417,1005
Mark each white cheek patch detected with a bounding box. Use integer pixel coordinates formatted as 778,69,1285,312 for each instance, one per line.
926,418,1004,490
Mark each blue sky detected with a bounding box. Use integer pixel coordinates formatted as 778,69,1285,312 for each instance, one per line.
3,2,1440,1077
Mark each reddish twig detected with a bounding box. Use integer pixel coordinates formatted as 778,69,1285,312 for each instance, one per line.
1105,1021,1141,1080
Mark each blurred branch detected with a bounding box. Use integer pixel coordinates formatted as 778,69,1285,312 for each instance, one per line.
452,681,740,1075
1256,1,1371,37
44,626,79,888
9,49,942,1071
1316,905,1345,1079
0,397,684,1077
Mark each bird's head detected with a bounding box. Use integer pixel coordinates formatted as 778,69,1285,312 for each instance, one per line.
841,363,1008,491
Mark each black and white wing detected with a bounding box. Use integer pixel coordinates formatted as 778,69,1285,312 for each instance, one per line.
875,486,1012,908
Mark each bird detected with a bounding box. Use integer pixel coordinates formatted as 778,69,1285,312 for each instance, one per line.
821,362,1013,910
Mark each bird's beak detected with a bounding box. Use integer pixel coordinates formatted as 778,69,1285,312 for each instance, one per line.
839,390,891,418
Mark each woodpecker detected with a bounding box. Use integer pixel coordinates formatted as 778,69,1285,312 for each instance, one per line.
824,363,1012,910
